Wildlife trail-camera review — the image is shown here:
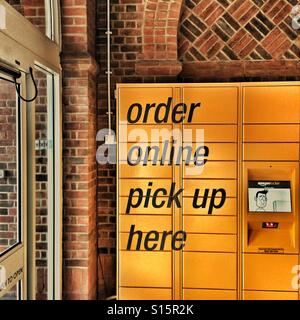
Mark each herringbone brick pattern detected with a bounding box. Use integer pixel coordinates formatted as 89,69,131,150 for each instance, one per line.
178,0,300,61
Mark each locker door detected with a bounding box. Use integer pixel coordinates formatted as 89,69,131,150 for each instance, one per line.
182,85,239,300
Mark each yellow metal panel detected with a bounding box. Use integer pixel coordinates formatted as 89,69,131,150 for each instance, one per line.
183,125,238,142
183,143,237,161
244,254,298,291
243,86,300,124
184,252,237,289
119,87,174,124
244,143,299,161
244,125,299,142
120,179,172,197
120,251,172,288
120,215,172,232
119,164,172,178
184,289,237,300
184,180,237,198
119,142,172,161
119,197,172,215
183,197,236,216
184,234,237,252
184,216,237,234
119,288,172,300
183,87,238,124
184,162,237,179
244,291,298,300
119,124,173,142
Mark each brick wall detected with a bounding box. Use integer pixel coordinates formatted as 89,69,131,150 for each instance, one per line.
61,0,98,300
178,0,300,80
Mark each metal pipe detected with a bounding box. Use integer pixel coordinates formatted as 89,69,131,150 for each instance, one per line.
106,0,112,135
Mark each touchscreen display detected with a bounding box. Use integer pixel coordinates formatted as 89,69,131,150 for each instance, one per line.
248,181,292,213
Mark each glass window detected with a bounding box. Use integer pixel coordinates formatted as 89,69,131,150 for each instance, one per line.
0,281,21,300
4,0,60,42
34,66,55,300
34,68,48,300
0,77,20,256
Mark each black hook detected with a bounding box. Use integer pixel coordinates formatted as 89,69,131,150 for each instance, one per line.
14,67,38,103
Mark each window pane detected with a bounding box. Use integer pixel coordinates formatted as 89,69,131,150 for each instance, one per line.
5,0,47,35
0,77,19,256
35,69,48,300
0,283,18,300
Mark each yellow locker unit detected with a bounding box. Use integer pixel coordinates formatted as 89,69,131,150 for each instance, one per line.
116,82,300,300
242,84,300,300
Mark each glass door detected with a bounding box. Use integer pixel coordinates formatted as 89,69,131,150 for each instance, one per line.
0,71,27,300
33,65,55,300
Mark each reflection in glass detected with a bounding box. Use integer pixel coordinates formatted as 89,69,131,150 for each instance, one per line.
35,69,48,300
0,78,19,256
0,283,18,300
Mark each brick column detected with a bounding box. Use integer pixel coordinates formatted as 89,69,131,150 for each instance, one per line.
61,0,98,300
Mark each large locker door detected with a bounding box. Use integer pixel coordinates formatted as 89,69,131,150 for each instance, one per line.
117,86,176,300
182,85,239,300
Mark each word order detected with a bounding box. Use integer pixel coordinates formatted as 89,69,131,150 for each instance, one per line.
127,97,201,124
126,182,227,215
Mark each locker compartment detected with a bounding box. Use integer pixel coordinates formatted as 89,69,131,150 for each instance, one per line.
182,143,237,161
119,197,172,215
183,197,236,216
244,125,299,143
120,251,172,287
184,216,237,234
184,234,237,252
120,179,172,197
183,87,238,124
183,125,237,142
244,254,298,292
243,290,298,300
119,124,173,142
119,288,172,300
183,252,237,289
120,215,172,233
244,143,299,161
119,164,172,178
243,85,300,124
183,162,237,179
120,233,173,251
184,180,237,198
119,87,174,124
184,289,237,300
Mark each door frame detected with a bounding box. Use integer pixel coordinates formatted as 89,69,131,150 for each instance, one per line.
0,71,27,299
